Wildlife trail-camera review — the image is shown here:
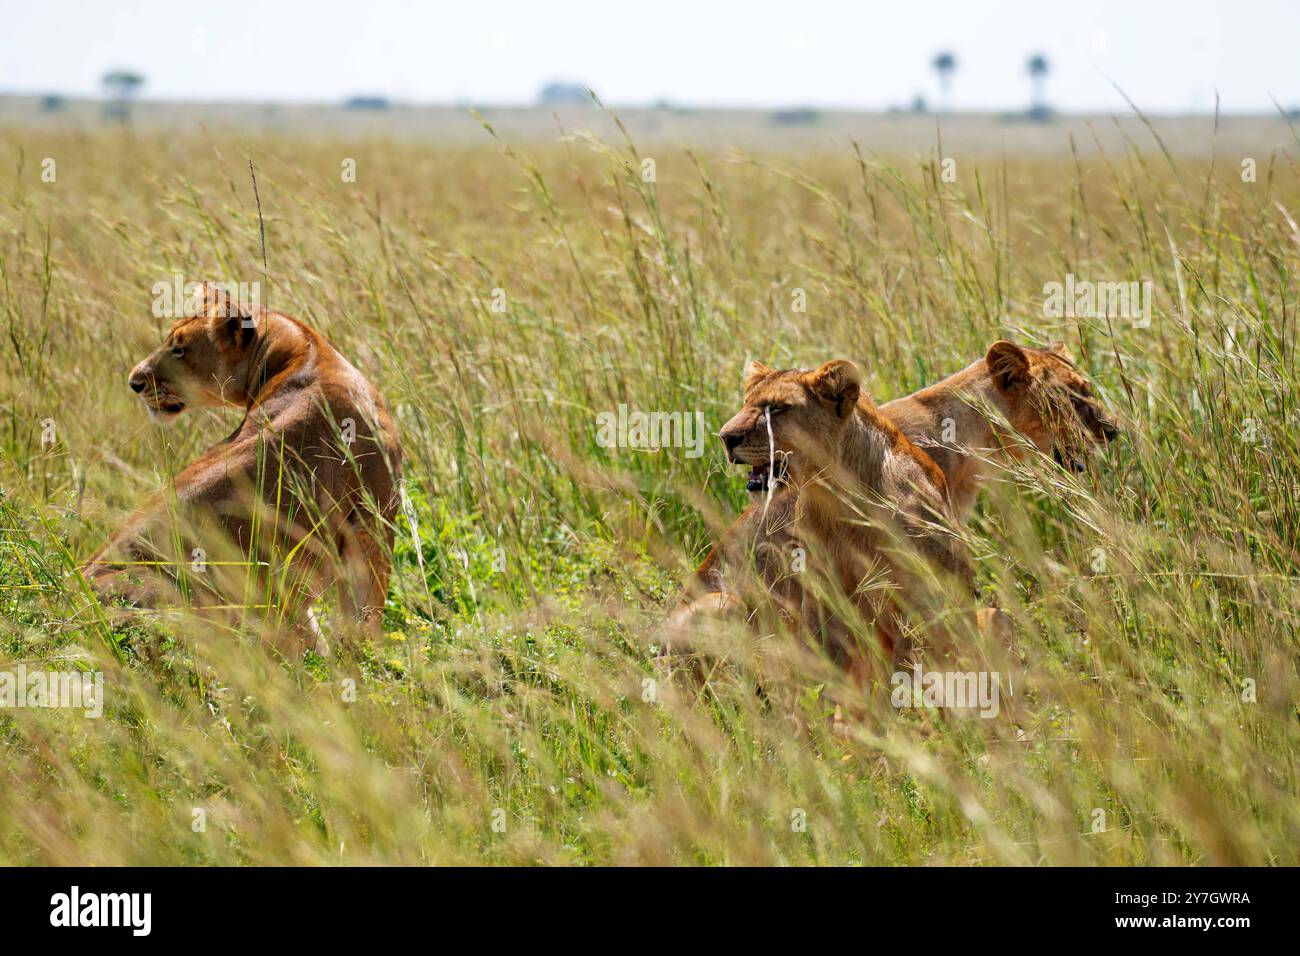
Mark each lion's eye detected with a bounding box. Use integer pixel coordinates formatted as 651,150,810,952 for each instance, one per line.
765,404,789,416
171,346,185,358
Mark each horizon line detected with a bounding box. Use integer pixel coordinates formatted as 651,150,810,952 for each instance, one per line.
3,91,1298,120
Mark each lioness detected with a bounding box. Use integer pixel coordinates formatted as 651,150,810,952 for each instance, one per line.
676,340,1118,620
881,340,1120,517
80,285,402,653
708,358,972,672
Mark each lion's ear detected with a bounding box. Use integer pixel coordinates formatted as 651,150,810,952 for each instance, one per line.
742,359,774,391
805,360,861,418
206,291,256,350
1050,340,1075,361
986,340,1030,392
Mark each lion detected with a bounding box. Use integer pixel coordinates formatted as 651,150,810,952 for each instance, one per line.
699,358,974,674
672,341,1118,654
79,285,403,654
880,340,1120,518
732,341,1120,517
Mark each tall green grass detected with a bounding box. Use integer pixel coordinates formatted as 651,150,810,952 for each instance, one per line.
0,117,1297,864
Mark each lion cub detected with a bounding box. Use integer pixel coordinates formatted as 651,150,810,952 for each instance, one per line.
81,285,402,654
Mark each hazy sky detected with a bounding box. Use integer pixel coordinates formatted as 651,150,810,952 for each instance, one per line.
3,0,1298,113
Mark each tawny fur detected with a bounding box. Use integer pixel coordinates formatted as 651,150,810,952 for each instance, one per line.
672,341,1118,665
81,285,402,654
678,359,972,673
881,340,1119,518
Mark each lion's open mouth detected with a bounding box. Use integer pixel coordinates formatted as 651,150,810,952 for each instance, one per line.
742,458,789,492
143,396,186,418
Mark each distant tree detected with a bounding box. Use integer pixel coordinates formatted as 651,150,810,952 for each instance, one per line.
40,95,66,112
537,82,589,106
1026,53,1051,120
931,52,957,110
101,70,145,123
770,107,819,126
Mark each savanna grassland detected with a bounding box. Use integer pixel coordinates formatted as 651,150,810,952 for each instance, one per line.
1,109,1298,864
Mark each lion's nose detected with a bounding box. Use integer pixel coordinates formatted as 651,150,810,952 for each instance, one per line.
128,371,148,393
720,431,743,455
1102,423,1120,443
